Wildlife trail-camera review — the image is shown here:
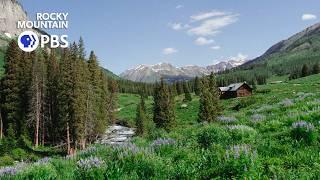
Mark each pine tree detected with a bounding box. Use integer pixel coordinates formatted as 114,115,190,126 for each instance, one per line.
313,63,320,74
194,76,201,96
45,50,60,144
71,42,88,150
135,96,147,136
19,52,33,137
0,107,3,140
198,73,221,123
183,82,192,102
153,78,175,130
58,48,74,154
107,78,118,124
1,40,22,138
176,82,183,95
301,64,309,77
86,51,101,141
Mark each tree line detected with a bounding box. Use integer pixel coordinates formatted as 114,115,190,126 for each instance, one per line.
289,63,320,80
135,73,222,136
0,38,117,154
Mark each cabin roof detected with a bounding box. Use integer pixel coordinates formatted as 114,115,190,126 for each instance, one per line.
219,82,251,92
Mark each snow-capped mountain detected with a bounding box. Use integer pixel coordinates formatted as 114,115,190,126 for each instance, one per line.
120,59,247,83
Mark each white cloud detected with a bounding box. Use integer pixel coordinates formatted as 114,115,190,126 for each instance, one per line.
176,5,183,9
190,10,228,22
210,45,221,50
194,37,214,45
302,14,317,21
229,53,248,61
188,14,238,36
163,48,178,55
169,23,190,31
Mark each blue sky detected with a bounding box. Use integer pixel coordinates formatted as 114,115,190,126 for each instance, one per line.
20,0,319,74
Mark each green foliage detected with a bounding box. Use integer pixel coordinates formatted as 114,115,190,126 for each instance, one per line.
233,97,258,110
153,79,176,130
183,82,192,102
198,73,222,122
291,121,317,144
255,88,271,94
19,164,58,180
197,125,230,148
11,148,27,161
301,64,309,77
0,155,14,167
135,96,147,136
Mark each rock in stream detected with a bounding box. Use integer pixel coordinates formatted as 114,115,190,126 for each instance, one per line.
97,125,135,145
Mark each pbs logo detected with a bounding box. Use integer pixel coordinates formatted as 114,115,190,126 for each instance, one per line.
18,31,69,52
18,31,39,52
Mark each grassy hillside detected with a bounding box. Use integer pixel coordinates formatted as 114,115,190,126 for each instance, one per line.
2,74,319,179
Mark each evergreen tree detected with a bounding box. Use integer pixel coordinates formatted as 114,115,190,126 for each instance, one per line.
301,64,309,77
183,82,192,101
135,96,147,136
0,107,3,140
107,78,118,124
153,78,175,130
45,50,60,144
175,81,183,95
1,40,22,138
194,76,201,96
58,48,75,154
313,63,320,74
198,73,221,123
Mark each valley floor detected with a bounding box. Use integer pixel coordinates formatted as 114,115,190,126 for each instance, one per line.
1,74,320,179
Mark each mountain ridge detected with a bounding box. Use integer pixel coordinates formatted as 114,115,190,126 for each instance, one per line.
120,59,247,83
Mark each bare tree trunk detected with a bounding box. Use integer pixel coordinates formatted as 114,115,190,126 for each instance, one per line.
66,122,71,155
0,109,3,140
34,79,40,148
41,114,45,146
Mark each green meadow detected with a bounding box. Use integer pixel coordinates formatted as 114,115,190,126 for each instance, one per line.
1,74,320,179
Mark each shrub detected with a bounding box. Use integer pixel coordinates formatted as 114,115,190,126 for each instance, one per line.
291,121,316,144
0,155,15,167
233,97,257,111
197,125,230,148
76,156,106,180
220,144,259,178
11,148,28,161
226,125,257,143
18,164,57,180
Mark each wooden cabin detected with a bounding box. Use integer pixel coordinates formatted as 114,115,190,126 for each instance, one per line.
219,82,253,99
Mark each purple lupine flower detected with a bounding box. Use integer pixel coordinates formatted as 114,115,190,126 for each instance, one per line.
296,92,314,101
225,144,256,160
112,142,154,158
35,157,51,165
292,121,315,132
0,162,27,177
77,156,105,171
151,138,176,148
217,116,237,123
279,98,294,107
78,146,98,156
251,114,266,123
227,125,255,132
